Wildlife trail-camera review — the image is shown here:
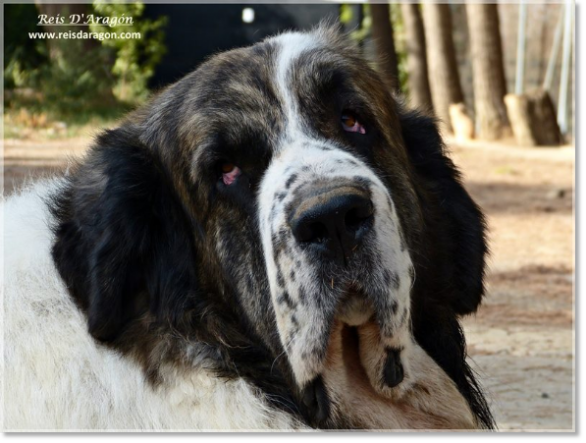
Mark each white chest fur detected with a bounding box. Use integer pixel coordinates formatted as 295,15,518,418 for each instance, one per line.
2,181,301,431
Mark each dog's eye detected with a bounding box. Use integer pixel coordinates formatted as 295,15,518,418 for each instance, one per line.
221,163,241,185
221,163,236,173
341,113,366,135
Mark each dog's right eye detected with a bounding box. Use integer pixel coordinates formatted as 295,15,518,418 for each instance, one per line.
220,163,241,186
341,112,366,135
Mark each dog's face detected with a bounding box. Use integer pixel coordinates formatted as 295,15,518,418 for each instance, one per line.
51,27,493,429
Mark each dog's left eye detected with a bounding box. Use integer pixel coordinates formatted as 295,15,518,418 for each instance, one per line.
341,113,366,135
221,163,241,186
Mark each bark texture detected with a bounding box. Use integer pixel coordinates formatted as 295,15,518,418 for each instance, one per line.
421,3,465,133
505,90,563,146
466,4,510,140
401,3,432,111
370,3,399,92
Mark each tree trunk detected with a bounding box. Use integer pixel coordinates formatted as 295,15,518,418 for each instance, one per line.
466,4,510,140
421,3,465,133
449,103,475,141
370,3,399,92
505,89,563,146
529,89,563,145
400,3,432,111
504,94,534,146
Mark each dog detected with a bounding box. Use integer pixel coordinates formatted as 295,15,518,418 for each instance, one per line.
3,26,494,430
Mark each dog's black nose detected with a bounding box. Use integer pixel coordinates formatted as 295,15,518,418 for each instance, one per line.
290,191,374,262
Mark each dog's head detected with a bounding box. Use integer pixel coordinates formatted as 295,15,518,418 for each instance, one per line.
51,26,493,429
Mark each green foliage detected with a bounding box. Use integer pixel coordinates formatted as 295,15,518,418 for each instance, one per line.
5,4,117,121
339,4,353,25
390,4,409,95
43,39,115,114
3,4,49,89
340,4,371,45
91,1,167,102
4,2,166,130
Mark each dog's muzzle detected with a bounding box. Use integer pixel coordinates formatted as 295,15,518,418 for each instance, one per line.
259,141,415,426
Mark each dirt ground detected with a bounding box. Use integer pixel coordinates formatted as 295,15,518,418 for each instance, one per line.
2,135,575,431
448,138,574,432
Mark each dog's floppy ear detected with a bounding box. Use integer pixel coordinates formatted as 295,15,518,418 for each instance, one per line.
398,109,496,430
399,109,488,316
51,126,201,342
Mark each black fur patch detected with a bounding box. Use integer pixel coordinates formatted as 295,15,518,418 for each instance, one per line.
382,347,404,388
50,127,303,423
278,291,295,309
301,376,331,427
285,174,298,189
399,109,494,429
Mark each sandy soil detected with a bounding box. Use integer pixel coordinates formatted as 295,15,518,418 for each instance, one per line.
2,136,575,431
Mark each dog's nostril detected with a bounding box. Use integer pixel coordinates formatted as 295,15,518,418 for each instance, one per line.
345,203,374,233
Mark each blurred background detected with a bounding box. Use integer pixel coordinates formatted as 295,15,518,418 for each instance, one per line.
3,1,575,431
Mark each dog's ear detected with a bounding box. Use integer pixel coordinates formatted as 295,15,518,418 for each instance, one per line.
51,126,201,342
398,109,488,316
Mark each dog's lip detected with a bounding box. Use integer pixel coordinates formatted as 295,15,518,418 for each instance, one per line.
335,284,375,326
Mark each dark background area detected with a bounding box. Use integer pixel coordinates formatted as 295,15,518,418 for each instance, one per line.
144,3,339,88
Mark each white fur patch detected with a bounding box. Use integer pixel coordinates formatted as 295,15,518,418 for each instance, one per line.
269,31,320,142
2,181,302,431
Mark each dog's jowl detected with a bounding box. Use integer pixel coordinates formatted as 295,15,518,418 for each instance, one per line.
3,26,494,430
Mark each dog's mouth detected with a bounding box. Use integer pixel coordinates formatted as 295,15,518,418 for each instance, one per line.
327,316,405,395
297,285,477,430
298,314,404,428
335,284,375,326
295,283,409,427
334,284,405,388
